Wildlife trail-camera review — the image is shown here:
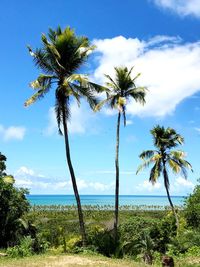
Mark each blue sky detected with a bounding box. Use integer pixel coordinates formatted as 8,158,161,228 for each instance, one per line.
1,0,200,195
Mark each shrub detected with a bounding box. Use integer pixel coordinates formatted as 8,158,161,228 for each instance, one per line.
66,236,82,252
87,225,115,256
0,153,30,248
186,246,200,257
7,236,33,258
184,180,200,228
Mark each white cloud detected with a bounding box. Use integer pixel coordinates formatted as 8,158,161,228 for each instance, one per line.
15,179,33,187
136,179,162,192
86,170,136,175
14,166,114,193
93,36,200,117
44,101,98,136
0,125,26,141
153,0,200,18
126,120,133,125
174,176,194,188
71,178,114,192
135,176,195,195
16,166,35,176
195,127,200,133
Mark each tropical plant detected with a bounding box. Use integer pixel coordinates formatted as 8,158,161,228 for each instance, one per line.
0,152,7,176
96,66,146,241
184,179,200,228
136,125,193,229
0,154,30,248
25,26,104,246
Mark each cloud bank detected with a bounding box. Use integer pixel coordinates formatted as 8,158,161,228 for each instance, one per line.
0,125,26,141
14,166,114,194
92,35,200,117
152,0,200,18
44,101,99,136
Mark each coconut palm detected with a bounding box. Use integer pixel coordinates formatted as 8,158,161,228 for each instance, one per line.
25,26,104,246
96,66,147,241
136,125,193,228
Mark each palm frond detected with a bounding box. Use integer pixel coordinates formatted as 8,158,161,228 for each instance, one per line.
139,150,156,160
25,86,51,107
94,97,112,112
136,159,153,174
104,74,120,91
127,87,147,105
55,89,70,134
70,83,98,110
168,159,181,174
149,159,162,184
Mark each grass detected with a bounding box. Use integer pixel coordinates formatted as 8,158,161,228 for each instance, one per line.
0,253,200,267
0,253,146,267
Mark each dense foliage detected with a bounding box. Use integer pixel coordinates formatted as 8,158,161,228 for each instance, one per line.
0,153,30,248
184,180,200,228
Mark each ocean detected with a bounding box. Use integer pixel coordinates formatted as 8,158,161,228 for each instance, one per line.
27,195,185,207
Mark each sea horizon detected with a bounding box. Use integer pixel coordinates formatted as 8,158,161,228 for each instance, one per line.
27,194,187,207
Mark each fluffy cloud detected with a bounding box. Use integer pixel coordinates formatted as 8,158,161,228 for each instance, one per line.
93,35,200,117
44,101,98,136
0,125,26,141
195,127,200,133
136,180,162,192
153,0,200,18
136,176,195,195
14,166,114,193
174,176,194,189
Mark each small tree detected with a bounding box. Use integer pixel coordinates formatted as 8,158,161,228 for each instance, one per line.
137,126,192,229
184,179,200,228
0,153,30,248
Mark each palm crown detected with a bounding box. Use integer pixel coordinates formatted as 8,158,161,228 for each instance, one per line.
137,125,192,189
25,26,103,132
96,66,147,126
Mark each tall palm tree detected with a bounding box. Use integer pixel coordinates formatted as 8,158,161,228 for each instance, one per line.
25,26,104,246
96,66,147,241
136,125,193,228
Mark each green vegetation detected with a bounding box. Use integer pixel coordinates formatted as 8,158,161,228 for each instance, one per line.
1,175,200,265
184,179,200,228
0,153,30,248
0,25,199,267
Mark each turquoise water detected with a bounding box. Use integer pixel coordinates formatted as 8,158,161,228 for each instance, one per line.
27,195,185,207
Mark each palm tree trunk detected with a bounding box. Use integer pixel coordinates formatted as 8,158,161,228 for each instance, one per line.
114,111,121,243
163,164,179,230
62,107,87,247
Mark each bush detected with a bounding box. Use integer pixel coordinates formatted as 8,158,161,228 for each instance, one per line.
87,225,115,256
6,235,49,258
172,230,200,254
0,165,30,248
184,180,200,228
66,236,82,252
7,236,33,258
185,246,200,257
32,233,49,253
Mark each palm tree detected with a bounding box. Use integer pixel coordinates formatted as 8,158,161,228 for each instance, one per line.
136,125,193,229
96,66,147,242
25,26,104,246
